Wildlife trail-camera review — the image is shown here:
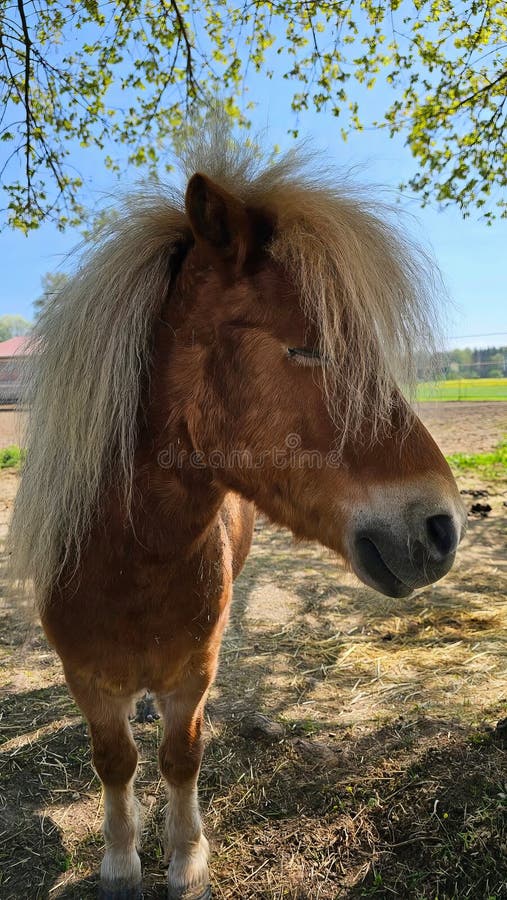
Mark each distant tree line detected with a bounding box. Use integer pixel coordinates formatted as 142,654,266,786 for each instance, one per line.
0,315,32,342
430,346,507,380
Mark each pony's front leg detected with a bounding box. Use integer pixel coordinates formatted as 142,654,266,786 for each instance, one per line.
157,661,215,900
68,679,142,899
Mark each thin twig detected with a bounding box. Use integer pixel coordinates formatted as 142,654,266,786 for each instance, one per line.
16,0,31,201
169,0,199,101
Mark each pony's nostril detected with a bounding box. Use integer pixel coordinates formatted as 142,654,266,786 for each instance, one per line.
426,514,457,557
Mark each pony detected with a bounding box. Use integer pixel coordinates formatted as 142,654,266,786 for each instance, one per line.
8,127,465,899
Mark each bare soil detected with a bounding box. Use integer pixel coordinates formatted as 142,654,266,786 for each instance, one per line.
0,404,506,899
416,400,507,456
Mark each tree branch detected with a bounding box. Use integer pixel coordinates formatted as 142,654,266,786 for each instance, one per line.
454,69,507,111
169,0,199,101
16,0,32,202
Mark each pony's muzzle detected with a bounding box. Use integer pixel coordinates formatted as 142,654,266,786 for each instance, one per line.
350,502,465,598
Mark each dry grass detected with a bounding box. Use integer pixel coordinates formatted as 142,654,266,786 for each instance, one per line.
1,463,506,899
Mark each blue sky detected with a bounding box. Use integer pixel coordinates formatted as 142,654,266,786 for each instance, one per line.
1,19,506,350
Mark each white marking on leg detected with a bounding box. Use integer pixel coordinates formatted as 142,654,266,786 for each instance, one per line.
100,779,142,888
166,778,209,894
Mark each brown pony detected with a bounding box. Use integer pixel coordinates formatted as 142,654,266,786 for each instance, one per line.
9,129,465,899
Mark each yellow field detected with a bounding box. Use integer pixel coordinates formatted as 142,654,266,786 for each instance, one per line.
417,377,507,401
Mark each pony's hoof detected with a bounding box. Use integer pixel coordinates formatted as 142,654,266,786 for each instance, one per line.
98,882,143,900
167,885,211,900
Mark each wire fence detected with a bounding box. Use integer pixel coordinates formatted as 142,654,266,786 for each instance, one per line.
416,357,507,400
437,359,507,379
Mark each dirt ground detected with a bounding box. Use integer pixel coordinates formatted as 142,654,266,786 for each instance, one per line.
416,401,507,456
0,403,506,899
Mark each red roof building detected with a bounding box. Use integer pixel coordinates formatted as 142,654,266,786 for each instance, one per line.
0,335,32,357
0,335,32,402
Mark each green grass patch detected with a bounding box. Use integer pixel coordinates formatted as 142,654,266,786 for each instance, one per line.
0,445,24,469
446,439,507,478
417,378,507,402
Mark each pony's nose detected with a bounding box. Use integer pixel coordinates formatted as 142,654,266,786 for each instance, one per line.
350,501,465,599
425,514,459,559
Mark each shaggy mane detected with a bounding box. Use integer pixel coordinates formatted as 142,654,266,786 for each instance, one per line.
8,121,440,606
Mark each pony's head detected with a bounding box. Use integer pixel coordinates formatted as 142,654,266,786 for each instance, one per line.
10,133,465,602
160,169,465,597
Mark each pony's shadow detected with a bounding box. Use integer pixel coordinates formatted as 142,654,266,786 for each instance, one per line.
0,697,96,899
1,517,504,897
0,681,171,898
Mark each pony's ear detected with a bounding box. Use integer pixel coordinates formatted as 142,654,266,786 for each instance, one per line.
185,173,269,270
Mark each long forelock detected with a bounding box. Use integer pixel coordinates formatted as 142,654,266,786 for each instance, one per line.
268,185,440,448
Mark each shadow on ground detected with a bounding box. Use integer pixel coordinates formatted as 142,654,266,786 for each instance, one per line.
1,508,506,898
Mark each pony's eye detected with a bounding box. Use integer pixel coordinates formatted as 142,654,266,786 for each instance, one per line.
287,347,323,367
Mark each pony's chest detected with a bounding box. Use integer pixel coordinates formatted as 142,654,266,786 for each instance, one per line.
42,541,233,694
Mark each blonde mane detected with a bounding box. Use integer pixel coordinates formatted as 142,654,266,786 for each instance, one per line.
8,123,440,605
